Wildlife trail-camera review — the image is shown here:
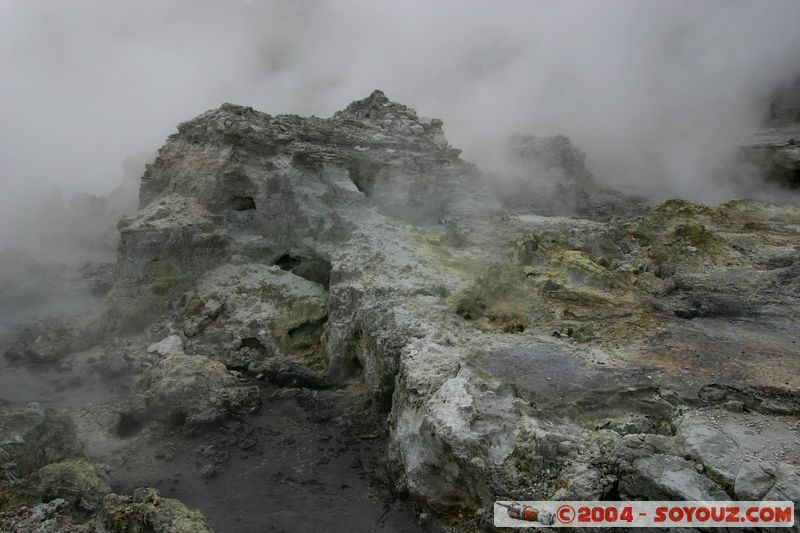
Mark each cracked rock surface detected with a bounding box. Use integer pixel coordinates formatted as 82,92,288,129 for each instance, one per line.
1,90,799,531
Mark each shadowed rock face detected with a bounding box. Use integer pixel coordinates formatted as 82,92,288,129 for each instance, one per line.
2,91,800,531
738,131,800,189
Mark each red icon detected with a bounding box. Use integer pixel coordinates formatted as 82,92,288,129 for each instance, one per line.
557,504,576,524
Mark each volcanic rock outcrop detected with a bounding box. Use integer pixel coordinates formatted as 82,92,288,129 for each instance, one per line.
109,90,800,510
2,90,800,531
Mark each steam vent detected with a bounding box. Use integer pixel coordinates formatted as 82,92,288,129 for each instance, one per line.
2,90,800,532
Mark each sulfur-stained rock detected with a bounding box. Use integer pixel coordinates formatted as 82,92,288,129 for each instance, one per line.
0,459,111,515
130,352,260,428
173,263,328,372
92,487,212,533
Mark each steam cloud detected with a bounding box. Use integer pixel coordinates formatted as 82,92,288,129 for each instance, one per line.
2,0,800,249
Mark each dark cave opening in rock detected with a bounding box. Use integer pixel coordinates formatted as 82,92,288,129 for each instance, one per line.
767,166,800,189
273,254,332,289
291,152,323,173
274,254,302,271
287,317,328,340
603,479,622,500
346,158,381,196
240,337,266,353
228,195,256,210
116,412,143,438
167,410,188,428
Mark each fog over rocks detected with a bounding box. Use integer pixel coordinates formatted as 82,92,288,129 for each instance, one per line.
3,0,800,252
2,3,800,532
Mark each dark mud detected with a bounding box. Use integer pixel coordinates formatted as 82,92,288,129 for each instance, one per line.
0,344,434,532
117,385,432,533
0,285,437,532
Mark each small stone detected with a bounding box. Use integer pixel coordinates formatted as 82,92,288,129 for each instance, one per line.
204,299,224,318
722,400,744,413
557,441,573,454
200,464,217,479
237,437,257,450
147,335,184,356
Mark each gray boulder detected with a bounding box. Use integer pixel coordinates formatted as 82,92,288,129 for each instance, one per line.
129,352,260,428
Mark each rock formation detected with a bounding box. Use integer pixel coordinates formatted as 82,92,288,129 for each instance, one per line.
1,90,799,531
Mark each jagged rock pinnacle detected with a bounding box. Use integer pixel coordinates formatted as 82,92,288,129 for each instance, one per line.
336,89,416,122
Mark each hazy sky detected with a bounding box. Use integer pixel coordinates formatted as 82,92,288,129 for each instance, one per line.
2,0,800,237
